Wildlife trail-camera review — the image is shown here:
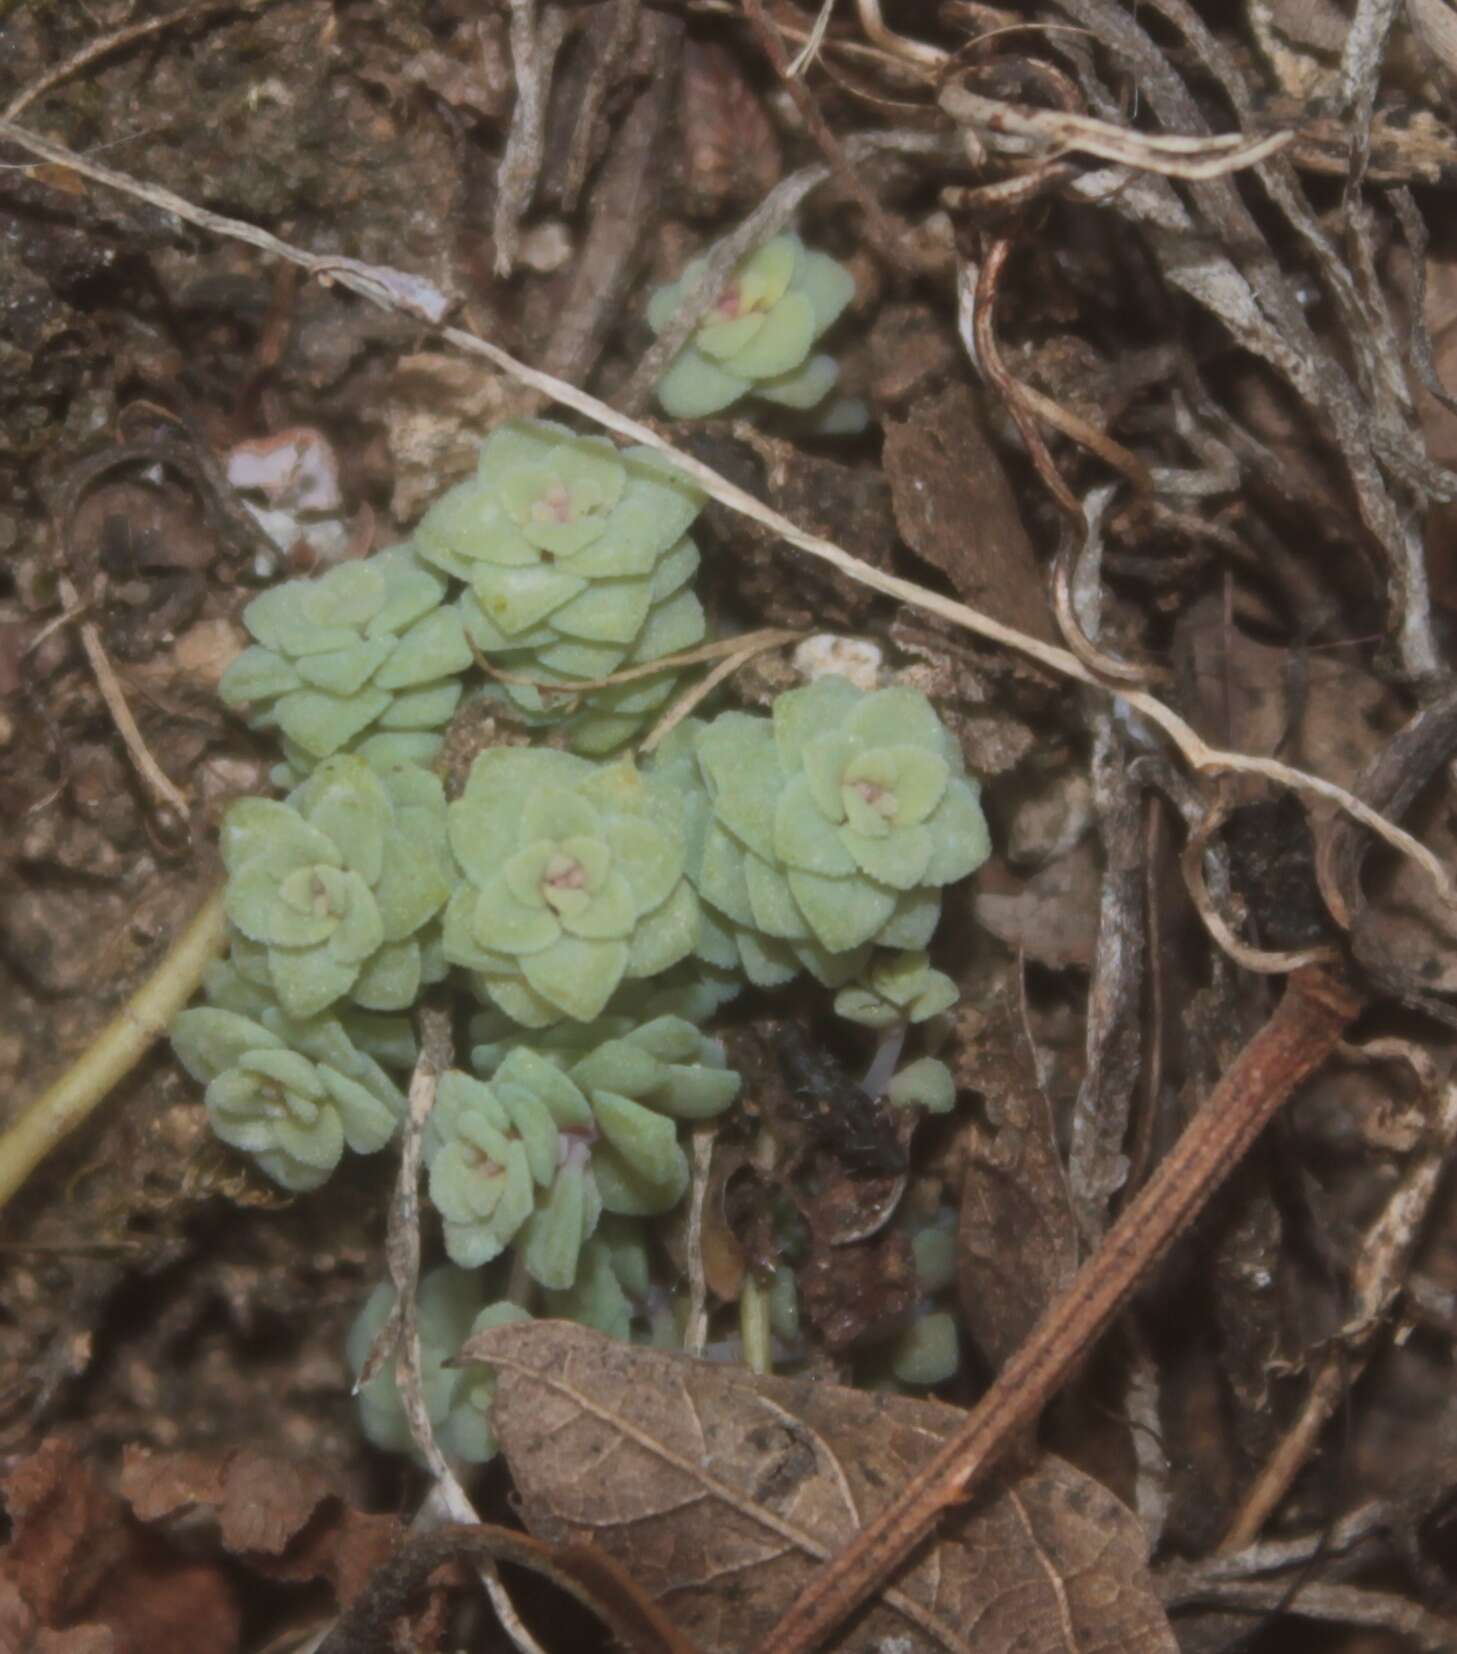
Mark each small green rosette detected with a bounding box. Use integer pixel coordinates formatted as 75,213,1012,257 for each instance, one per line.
656,676,990,989
414,419,707,752
220,755,452,1021
443,747,700,1027
220,547,471,769
648,233,855,419
171,1004,403,1191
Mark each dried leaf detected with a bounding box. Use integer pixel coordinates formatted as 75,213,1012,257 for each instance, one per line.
1,1440,128,1626
2,1440,239,1654
121,1445,400,1608
883,385,1057,645
468,1320,1177,1654
954,992,1080,1370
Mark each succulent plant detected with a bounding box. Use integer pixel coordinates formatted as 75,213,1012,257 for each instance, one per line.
444,747,700,1027
199,947,420,1073
544,1217,653,1342
647,233,855,419
887,1056,956,1114
473,1013,739,1124
346,1269,529,1464
222,755,452,1020
468,964,739,1071
413,419,708,752
221,547,472,765
424,1058,600,1286
172,1005,403,1190
426,1020,724,1288
656,677,989,987
834,949,959,1030
888,1311,960,1386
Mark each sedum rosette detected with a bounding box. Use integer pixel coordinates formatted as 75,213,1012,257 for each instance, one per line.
222,755,452,1020
425,1058,601,1286
346,1269,529,1464
220,548,472,766
473,1013,741,1215
647,233,855,419
444,747,700,1027
656,677,990,986
413,419,707,752
426,1025,733,1288
171,1005,403,1190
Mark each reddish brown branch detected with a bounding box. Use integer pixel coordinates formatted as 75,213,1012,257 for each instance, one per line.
763,964,1364,1654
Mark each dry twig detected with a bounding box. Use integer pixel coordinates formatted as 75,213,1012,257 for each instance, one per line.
362,1010,547,1654
763,966,1362,1653
0,116,1446,905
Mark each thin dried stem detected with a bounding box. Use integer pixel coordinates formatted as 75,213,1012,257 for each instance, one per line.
57,572,189,823
367,1011,547,1654
0,115,1444,907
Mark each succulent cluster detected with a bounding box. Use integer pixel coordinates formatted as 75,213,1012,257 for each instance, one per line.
171,1003,404,1191
654,676,990,988
174,316,998,1471
416,419,708,752
648,234,855,420
220,548,471,773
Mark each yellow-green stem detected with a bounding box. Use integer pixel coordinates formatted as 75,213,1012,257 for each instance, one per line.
739,1269,773,1375
0,885,227,1213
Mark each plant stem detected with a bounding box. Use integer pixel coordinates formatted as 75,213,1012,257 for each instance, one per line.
0,885,227,1213
762,964,1363,1654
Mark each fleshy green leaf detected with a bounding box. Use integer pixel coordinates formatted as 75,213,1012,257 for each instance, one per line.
774,774,856,876
521,935,630,1022
753,352,838,410
796,249,856,336
172,1008,283,1084
375,606,473,688
786,867,896,953
655,344,748,419
276,686,393,758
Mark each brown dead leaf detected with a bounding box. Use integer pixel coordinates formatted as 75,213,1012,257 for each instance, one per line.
121,1445,400,1609
468,1320,1176,1654
882,384,1057,645
954,993,1080,1371
1175,594,1398,789
2,1440,239,1654
217,1452,333,1557
1,1440,129,1627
